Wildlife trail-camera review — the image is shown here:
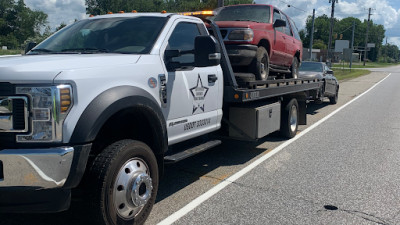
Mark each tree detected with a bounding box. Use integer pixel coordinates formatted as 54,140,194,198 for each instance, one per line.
0,0,48,49
301,14,385,62
380,44,400,62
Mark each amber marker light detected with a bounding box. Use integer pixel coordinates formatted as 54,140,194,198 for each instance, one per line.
60,88,72,113
234,94,239,99
161,10,167,13
132,10,137,13
118,11,124,13
107,12,113,14
89,15,94,17
201,11,214,15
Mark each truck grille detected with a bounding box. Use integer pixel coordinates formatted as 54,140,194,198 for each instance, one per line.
12,99,26,130
0,94,29,133
0,83,14,95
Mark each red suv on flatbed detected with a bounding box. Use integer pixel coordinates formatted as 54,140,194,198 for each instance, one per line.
212,4,303,81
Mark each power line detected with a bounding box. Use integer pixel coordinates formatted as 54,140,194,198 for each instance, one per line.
277,0,307,13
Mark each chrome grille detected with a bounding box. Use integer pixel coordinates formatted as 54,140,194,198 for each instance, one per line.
0,96,28,133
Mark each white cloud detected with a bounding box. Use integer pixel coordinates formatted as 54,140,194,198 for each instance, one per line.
388,37,400,47
25,0,87,30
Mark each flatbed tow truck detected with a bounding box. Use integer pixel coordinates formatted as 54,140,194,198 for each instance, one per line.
0,11,322,225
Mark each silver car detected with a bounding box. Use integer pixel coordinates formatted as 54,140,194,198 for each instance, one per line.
299,61,339,104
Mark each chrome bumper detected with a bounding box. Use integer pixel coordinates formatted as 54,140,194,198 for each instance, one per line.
0,147,74,188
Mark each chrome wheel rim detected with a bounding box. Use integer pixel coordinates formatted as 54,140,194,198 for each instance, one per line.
260,56,268,80
113,158,153,219
292,60,298,79
290,105,298,133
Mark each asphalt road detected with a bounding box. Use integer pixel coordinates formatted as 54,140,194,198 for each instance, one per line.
158,68,400,225
0,66,394,225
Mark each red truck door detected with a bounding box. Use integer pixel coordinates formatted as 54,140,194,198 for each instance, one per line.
282,13,296,66
271,9,286,66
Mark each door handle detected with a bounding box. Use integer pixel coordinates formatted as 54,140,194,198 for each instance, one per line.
208,74,218,83
159,74,167,107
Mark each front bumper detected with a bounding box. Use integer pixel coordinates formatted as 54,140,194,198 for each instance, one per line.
225,44,258,66
0,147,73,188
0,144,91,212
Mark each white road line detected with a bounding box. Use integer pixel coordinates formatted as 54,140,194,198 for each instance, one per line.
157,73,392,225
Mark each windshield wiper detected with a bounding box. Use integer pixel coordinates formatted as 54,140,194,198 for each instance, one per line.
61,48,110,53
29,48,54,54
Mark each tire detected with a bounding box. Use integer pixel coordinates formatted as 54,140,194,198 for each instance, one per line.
288,57,299,79
235,73,256,88
280,98,299,138
251,46,269,81
86,140,158,225
329,86,339,104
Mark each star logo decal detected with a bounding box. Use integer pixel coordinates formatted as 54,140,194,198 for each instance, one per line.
190,74,209,114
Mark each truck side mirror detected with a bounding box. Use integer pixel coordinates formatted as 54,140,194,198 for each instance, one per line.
25,42,37,54
273,19,286,28
194,35,221,67
327,70,333,75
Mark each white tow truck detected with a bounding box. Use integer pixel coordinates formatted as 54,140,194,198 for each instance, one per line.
0,12,323,224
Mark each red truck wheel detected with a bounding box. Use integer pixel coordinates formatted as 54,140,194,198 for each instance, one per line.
290,57,299,79
252,46,269,81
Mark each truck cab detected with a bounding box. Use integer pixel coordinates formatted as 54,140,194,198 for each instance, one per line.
0,13,222,225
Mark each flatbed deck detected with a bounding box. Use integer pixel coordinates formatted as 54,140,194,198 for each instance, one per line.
224,78,321,103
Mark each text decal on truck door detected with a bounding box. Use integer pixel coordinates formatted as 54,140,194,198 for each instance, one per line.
190,74,209,114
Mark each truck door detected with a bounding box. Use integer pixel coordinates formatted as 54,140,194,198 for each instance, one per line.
282,13,296,66
160,20,223,145
271,9,286,66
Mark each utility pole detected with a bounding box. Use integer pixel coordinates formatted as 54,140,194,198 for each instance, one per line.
363,7,372,66
309,9,316,60
349,21,355,71
327,0,337,66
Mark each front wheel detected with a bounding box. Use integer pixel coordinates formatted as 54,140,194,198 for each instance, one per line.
280,99,299,138
288,57,299,79
86,140,158,225
251,46,269,81
329,86,339,104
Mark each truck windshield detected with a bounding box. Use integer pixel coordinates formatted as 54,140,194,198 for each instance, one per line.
29,16,168,55
214,5,270,23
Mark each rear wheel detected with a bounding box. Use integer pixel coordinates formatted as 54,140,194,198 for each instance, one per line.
280,99,299,138
251,46,269,81
235,73,256,88
86,140,158,225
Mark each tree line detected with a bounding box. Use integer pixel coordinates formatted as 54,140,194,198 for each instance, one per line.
0,0,49,49
1,0,398,62
299,14,399,62
85,0,252,15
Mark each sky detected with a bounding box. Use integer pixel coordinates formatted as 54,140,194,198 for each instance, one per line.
24,0,400,47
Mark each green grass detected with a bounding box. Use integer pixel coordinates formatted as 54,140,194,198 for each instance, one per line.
0,49,22,55
333,62,400,68
333,68,371,81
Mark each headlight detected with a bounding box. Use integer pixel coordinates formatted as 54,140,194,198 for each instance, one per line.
15,85,73,142
228,29,254,41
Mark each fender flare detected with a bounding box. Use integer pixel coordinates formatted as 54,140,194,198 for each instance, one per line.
69,86,167,154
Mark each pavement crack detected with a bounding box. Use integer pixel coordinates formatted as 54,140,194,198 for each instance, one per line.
339,209,391,225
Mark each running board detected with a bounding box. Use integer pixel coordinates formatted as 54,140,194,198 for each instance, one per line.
164,140,222,164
